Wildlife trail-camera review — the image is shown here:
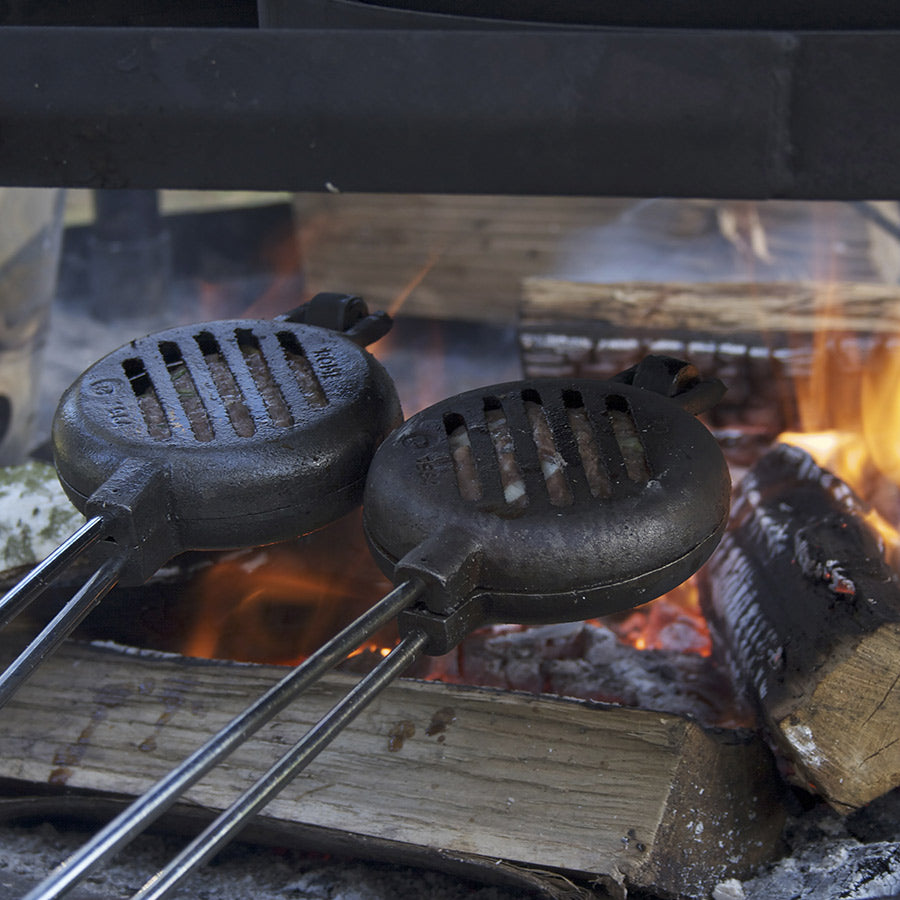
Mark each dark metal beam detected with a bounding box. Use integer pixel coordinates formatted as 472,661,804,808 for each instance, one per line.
0,26,898,198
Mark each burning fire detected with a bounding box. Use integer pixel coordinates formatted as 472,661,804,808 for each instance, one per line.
596,577,711,656
779,303,900,553
182,258,717,669
180,511,396,666
180,528,712,670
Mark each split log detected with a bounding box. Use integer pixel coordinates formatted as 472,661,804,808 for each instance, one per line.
294,196,890,325
704,443,900,812
292,193,634,322
0,638,785,899
520,278,900,466
522,279,900,335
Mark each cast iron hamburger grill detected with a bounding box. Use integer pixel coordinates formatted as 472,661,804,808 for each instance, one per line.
0,294,402,710
364,371,729,640
53,312,398,560
28,356,730,900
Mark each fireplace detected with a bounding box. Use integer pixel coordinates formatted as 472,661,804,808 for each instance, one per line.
3,4,900,900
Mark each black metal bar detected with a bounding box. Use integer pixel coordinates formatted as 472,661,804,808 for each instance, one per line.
260,0,900,31
0,25,899,198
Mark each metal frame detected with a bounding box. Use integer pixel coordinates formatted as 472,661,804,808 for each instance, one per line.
1,25,899,198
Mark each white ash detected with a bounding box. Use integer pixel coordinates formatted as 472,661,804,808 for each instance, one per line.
0,822,534,900
714,789,900,900
729,839,900,900
459,621,744,727
711,879,745,900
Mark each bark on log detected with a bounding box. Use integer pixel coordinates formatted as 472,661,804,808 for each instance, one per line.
704,443,900,812
0,639,785,899
0,461,84,584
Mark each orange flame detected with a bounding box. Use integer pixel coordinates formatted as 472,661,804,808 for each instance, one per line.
180,512,396,666
779,293,900,551
386,245,447,319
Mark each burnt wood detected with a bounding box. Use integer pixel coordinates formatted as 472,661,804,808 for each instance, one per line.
704,444,900,811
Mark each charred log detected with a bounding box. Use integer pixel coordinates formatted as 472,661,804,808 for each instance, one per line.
704,443,900,811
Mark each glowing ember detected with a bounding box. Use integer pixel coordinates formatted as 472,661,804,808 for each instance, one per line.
594,576,711,657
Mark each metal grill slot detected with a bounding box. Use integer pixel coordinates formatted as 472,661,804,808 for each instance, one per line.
235,329,293,428
563,390,610,498
606,395,650,484
158,341,213,442
444,412,482,501
194,332,255,438
484,397,527,509
277,331,327,408
522,390,572,507
122,357,171,440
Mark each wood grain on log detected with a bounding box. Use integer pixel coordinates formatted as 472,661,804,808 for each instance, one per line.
293,194,634,322
522,279,900,334
705,444,900,812
0,639,785,899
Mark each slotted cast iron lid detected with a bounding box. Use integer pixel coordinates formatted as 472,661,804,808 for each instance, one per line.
53,318,402,552
363,377,729,624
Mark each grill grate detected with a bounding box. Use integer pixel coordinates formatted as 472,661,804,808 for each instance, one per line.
445,389,651,507
122,326,331,441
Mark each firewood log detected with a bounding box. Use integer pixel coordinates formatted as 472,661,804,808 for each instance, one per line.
293,194,635,322
0,638,785,899
522,279,900,335
704,443,900,812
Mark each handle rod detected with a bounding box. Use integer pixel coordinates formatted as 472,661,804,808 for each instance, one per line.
24,578,425,900
0,554,124,710
134,630,428,900
0,516,106,630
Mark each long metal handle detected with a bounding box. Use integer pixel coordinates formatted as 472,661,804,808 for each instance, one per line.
0,516,106,631
0,554,124,710
134,629,429,900
24,578,425,900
